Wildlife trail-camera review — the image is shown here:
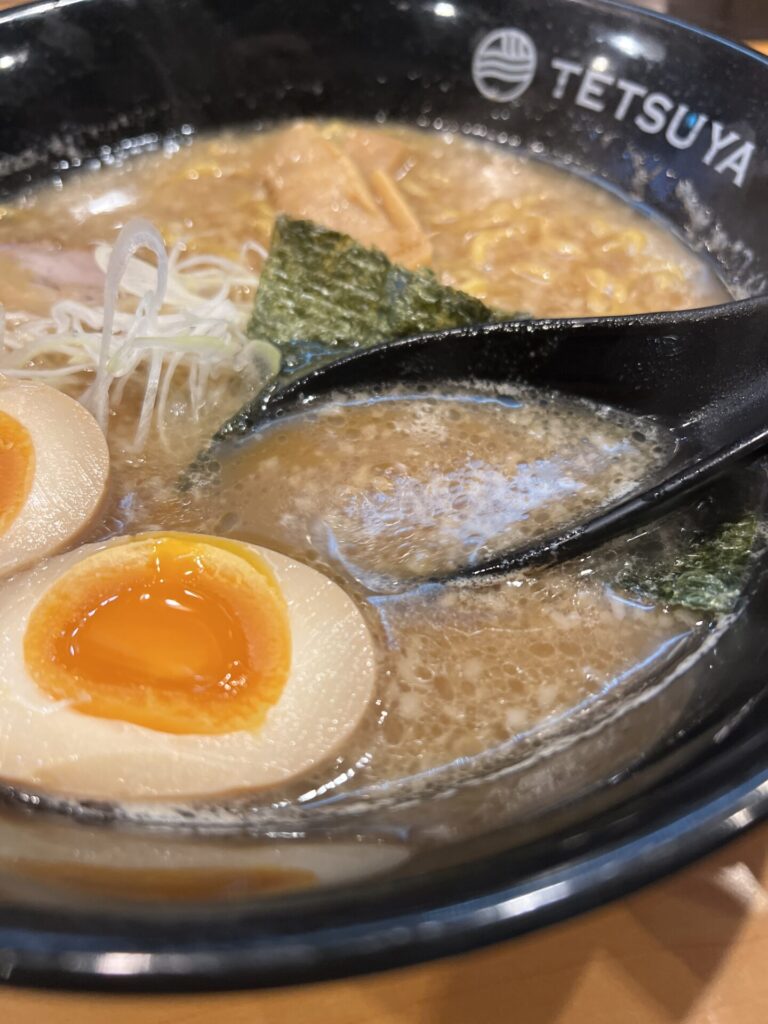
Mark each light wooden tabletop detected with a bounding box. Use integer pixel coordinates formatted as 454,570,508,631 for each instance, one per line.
0,1,767,1019
1,825,768,1023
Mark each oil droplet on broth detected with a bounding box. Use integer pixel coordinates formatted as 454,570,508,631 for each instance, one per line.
216,385,671,584
0,117,727,809
198,383,694,800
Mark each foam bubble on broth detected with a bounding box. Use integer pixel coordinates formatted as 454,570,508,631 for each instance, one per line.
0,118,723,807
0,120,727,322
263,566,696,801
213,384,672,584
179,383,694,802
95,372,255,539
376,570,692,772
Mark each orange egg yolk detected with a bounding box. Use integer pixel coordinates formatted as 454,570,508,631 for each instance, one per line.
24,534,292,735
0,409,34,536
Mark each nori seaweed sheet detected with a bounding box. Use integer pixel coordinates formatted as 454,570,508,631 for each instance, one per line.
247,215,511,349
203,215,522,441
617,517,759,614
220,219,760,615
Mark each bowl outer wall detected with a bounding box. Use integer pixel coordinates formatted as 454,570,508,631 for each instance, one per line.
0,0,767,990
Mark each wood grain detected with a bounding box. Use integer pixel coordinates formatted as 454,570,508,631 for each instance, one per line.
2,826,768,1023
0,2,767,1020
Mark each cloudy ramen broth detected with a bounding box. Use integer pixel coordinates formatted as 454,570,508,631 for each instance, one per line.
0,121,726,319
0,120,727,807
213,384,670,585
198,384,693,794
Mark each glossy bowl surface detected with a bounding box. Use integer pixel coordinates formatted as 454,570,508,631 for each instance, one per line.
1,0,768,991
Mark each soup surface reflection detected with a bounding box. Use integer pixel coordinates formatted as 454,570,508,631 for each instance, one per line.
185,383,694,799
0,119,734,810
213,385,670,584
0,120,726,319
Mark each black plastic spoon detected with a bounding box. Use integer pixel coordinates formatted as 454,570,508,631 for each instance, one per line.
223,296,768,583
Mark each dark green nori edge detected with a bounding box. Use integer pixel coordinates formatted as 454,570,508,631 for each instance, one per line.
247,215,508,347
617,516,760,614
206,216,523,446
187,218,761,613
187,216,760,615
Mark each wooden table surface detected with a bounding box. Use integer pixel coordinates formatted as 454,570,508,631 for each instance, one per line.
0,1,767,1020
1,825,768,1023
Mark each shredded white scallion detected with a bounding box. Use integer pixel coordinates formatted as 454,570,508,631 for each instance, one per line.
0,219,279,451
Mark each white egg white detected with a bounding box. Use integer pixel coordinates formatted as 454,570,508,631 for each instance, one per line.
0,537,377,801
0,376,110,578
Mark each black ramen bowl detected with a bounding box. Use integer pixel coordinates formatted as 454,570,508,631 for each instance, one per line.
1,0,768,993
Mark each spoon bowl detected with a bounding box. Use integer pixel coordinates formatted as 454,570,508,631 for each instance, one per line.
237,296,768,581
4,0,768,993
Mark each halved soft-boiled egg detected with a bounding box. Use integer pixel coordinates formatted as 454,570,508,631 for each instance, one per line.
0,375,110,578
0,532,375,801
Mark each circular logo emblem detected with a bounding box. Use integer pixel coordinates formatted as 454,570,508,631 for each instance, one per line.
472,28,537,103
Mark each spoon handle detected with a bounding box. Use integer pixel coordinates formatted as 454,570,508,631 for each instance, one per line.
256,295,768,584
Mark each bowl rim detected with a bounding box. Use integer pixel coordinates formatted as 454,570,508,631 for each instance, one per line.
2,713,768,992
1,0,768,992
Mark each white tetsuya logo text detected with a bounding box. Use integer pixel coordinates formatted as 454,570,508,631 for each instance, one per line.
470,31,755,189
551,58,755,188
472,28,537,102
